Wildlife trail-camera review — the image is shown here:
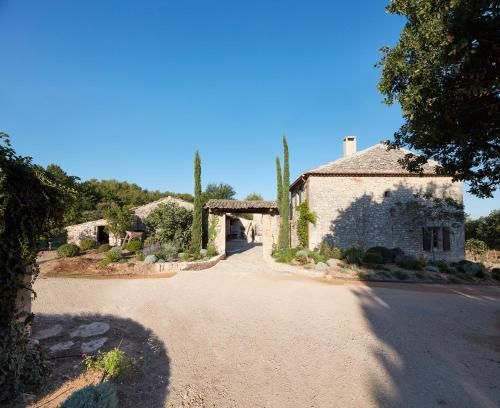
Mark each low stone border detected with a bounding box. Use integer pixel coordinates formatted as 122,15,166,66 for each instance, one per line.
155,253,226,273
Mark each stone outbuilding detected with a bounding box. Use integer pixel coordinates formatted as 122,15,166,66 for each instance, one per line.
290,137,465,261
66,196,193,246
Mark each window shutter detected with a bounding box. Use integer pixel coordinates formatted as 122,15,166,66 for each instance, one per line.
443,227,451,251
422,227,431,251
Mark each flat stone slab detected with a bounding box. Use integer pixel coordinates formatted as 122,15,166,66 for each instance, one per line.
33,324,63,340
81,337,108,353
49,341,75,353
70,322,110,338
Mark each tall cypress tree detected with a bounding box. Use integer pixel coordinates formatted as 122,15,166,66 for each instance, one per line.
276,156,283,211
190,150,202,255
279,135,290,250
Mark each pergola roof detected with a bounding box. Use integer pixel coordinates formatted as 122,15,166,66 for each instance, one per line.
205,199,278,213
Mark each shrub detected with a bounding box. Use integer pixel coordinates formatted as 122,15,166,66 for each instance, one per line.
100,248,122,266
491,268,500,281
465,239,488,260
308,251,326,264
57,243,80,258
390,247,405,262
430,259,451,273
154,242,178,262
136,252,145,262
297,201,317,247
144,202,193,251
343,247,364,265
273,247,299,263
455,260,485,276
396,255,425,270
393,270,409,280
83,348,132,380
123,240,142,253
61,382,118,408
318,242,342,260
144,254,158,264
99,244,112,253
80,239,97,251
143,236,160,247
294,249,309,264
362,251,384,265
366,246,394,263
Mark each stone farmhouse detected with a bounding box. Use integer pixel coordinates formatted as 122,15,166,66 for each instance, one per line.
290,137,465,261
66,196,193,246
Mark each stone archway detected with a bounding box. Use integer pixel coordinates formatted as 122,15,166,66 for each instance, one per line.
204,200,280,259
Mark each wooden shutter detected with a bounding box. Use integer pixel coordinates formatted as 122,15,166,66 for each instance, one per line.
443,227,451,251
422,227,431,251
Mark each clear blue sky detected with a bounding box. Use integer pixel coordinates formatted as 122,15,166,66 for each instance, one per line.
0,0,497,218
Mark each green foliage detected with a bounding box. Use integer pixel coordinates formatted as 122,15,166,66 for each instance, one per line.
154,243,178,262
396,255,426,271
491,268,500,281
318,242,343,260
136,251,145,261
123,240,142,253
430,259,452,274
245,193,263,201
362,251,384,265
143,236,160,247
276,157,283,211
144,254,158,264
366,246,395,264
103,204,132,243
80,239,97,251
343,247,365,265
206,215,219,257
202,182,236,203
278,135,290,250
57,243,81,258
378,0,499,197
191,151,203,255
83,348,131,380
297,201,316,248
0,133,66,401
99,244,112,253
294,249,309,264
61,382,118,408
465,239,489,260
273,247,299,263
144,202,192,250
307,251,326,265
100,248,122,266
465,210,500,249
393,270,409,280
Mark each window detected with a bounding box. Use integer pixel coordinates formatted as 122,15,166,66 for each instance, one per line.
384,190,391,198
423,227,451,251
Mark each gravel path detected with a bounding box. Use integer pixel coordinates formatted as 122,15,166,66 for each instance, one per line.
33,245,500,407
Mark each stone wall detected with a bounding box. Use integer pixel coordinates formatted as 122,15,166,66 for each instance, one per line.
305,176,464,261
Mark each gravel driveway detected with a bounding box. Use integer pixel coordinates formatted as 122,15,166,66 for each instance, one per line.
33,244,500,407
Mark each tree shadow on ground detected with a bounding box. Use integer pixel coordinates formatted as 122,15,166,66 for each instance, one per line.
22,313,170,407
351,285,500,407
226,240,262,256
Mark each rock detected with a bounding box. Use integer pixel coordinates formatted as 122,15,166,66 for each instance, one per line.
315,262,328,271
200,249,208,256
33,324,63,340
81,337,108,353
70,322,110,338
425,265,440,273
326,258,343,268
144,254,158,264
49,341,75,353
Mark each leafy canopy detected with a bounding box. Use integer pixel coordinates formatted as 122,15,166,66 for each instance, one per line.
378,0,499,197
202,182,236,203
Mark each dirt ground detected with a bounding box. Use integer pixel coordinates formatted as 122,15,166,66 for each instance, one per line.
30,245,500,407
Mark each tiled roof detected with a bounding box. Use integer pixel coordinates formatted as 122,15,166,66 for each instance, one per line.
309,144,439,174
205,199,278,211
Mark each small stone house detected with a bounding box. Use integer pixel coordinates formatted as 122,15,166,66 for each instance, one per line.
290,137,465,261
66,196,193,246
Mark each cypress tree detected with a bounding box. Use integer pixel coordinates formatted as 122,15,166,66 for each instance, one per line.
276,156,283,211
190,150,202,255
279,135,290,250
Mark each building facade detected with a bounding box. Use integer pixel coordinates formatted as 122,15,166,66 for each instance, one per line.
290,137,465,261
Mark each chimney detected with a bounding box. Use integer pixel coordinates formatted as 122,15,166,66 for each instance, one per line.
343,136,357,157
